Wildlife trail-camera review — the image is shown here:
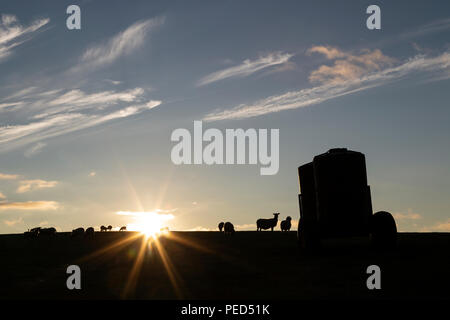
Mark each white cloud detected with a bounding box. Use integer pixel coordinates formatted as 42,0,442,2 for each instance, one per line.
420,219,450,232
4,217,23,226
187,226,213,231
0,101,24,111
204,50,450,121
197,52,294,86
0,173,19,180
17,179,58,193
0,84,162,152
393,209,422,220
0,201,58,211
400,18,450,40
24,142,46,157
105,79,122,85
0,14,49,61
33,87,145,119
73,17,164,71
235,223,256,230
307,46,396,84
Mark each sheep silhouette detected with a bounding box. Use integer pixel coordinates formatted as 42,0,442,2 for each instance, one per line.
218,222,224,232
107,225,113,231
24,227,41,238
224,222,235,234
100,225,107,232
119,226,127,231
257,213,280,231
280,216,292,232
71,227,85,237
85,227,95,238
39,227,56,236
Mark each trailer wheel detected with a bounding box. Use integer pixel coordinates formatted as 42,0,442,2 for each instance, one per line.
298,219,320,252
370,211,397,249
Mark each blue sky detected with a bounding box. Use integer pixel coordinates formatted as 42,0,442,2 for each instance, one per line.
0,0,449,233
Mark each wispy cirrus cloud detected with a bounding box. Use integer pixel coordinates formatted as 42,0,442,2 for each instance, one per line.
24,142,47,158
72,17,165,72
0,201,59,211
0,14,49,62
400,17,450,40
0,85,162,152
197,52,294,86
17,179,58,194
33,87,145,119
204,48,450,121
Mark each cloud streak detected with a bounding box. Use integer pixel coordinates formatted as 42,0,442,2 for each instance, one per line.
73,17,164,72
0,173,19,180
24,142,47,157
204,49,450,121
17,179,58,194
0,201,59,211
197,52,293,86
0,14,49,61
0,85,162,152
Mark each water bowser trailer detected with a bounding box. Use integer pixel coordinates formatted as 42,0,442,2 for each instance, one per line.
297,148,397,250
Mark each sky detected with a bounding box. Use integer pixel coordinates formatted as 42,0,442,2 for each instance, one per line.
0,0,449,233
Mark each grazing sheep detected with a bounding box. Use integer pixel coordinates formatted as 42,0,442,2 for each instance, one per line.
224,222,235,234
100,225,107,232
71,227,85,237
107,225,113,231
39,227,57,236
119,226,127,231
85,227,95,238
257,213,280,231
280,216,292,232
218,222,224,232
24,227,40,238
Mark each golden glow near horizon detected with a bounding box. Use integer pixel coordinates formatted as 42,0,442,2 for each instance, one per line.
116,211,174,238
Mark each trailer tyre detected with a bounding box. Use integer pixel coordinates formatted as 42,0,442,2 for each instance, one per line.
298,219,320,252
370,211,397,249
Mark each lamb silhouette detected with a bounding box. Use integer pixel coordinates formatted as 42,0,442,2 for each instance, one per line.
257,213,280,231
107,225,113,231
119,226,127,231
100,225,107,232
280,216,292,232
218,222,224,232
224,222,235,234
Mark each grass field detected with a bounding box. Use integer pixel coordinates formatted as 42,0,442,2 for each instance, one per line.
0,231,449,299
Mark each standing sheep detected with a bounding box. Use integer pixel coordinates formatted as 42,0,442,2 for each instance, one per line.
71,227,85,238
107,225,113,231
280,216,292,232
100,225,107,232
85,227,95,238
39,227,57,236
223,222,235,234
218,222,224,232
257,213,280,231
119,226,127,231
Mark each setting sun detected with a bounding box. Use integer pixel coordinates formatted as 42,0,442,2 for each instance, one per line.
116,211,174,238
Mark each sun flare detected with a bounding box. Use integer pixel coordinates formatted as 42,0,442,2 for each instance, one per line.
116,211,174,238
